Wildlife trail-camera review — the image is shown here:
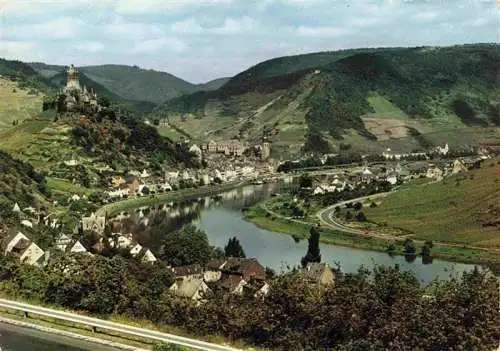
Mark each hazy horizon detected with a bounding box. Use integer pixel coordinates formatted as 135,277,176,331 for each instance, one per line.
0,0,496,83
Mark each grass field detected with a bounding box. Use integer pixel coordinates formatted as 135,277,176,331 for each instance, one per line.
364,160,500,249
0,78,43,130
46,177,100,197
0,116,77,170
365,93,410,119
247,200,500,269
156,125,186,141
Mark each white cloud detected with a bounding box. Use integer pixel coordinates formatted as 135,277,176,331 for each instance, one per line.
0,0,114,13
3,17,85,40
103,16,164,39
171,18,204,34
410,11,438,22
463,17,489,27
212,16,259,34
115,0,232,14
76,41,105,52
131,37,187,53
296,26,346,37
0,41,37,59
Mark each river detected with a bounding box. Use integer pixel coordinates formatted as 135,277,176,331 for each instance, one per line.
114,182,476,284
2,182,478,349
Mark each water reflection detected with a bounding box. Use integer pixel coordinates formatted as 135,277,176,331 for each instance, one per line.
109,182,476,285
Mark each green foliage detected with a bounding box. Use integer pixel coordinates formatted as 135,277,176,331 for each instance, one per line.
153,343,184,351
155,44,499,147
0,58,55,92
301,226,321,267
224,237,246,258
0,151,51,211
159,225,213,266
0,252,498,350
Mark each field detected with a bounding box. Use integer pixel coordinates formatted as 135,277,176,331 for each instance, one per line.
0,78,43,130
0,115,78,170
364,160,500,249
156,125,187,141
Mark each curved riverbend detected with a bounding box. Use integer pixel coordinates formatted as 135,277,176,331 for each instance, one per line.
113,183,478,285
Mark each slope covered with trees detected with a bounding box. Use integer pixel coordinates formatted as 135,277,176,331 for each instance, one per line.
153,44,500,155
30,62,229,105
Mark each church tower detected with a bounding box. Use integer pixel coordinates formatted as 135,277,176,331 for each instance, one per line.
65,64,81,91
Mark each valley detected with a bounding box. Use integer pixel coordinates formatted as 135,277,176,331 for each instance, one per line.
0,42,499,351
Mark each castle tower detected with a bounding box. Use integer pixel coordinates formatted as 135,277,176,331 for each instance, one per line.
65,64,81,91
261,142,271,161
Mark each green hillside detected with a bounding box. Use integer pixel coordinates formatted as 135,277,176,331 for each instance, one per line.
30,62,229,105
0,78,44,130
195,77,230,91
153,44,500,156
80,64,195,104
364,160,500,249
0,150,52,228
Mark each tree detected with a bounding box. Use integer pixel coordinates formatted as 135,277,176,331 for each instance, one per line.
301,226,321,268
353,202,363,211
224,237,246,258
356,211,367,222
299,173,313,188
160,225,212,266
421,240,433,264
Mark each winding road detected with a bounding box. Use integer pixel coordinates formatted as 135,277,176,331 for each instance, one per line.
316,192,394,239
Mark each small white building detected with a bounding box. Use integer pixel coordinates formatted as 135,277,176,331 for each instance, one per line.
20,220,33,228
12,203,21,214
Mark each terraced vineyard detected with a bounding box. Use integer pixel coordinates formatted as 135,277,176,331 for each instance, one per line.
364,159,500,249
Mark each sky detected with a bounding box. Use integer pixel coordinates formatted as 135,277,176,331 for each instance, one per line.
0,0,497,83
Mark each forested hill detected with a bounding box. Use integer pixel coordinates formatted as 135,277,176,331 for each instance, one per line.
30,63,229,104
153,44,500,155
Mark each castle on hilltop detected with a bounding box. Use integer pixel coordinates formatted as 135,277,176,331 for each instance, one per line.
43,64,101,113
62,64,100,111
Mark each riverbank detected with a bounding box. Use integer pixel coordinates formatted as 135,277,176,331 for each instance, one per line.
96,181,250,217
246,203,500,272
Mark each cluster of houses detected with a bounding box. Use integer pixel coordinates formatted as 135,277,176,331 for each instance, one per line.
2,208,158,268
168,258,335,302
311,156,487,196
187,140,271,161
104,162,275,201
2,230,91,267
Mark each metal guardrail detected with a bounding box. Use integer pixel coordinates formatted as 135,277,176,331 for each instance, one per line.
0,299,241,351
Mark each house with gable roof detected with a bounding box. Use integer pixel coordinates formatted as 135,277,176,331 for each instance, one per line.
81,213,106,234
4,232,45,266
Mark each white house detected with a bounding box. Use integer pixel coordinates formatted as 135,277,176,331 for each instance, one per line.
313,186,326,195
5,232,45,267
20,220,33,228
69,241,88,254
5,232,30,254
12,203,21,214
140,169,150,179
169,277,211,301
386,174,398,185
130,243,143,257
141,249,157,263
56,233,72,251
69,194,81,202
20,242,45,266
426,167,444,180
81,213,106,234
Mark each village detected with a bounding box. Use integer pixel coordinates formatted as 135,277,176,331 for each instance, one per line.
1,138,492,305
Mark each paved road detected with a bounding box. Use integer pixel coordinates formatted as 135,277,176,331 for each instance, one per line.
316,192,392,238
0,299,242,351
